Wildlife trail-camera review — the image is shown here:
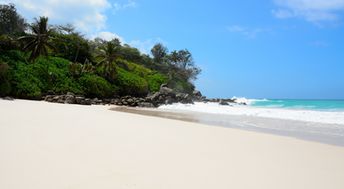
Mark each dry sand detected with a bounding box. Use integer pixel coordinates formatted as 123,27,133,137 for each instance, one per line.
1,99,344,189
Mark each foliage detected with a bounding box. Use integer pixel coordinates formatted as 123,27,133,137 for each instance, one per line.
146,73,167,92
19,16,55,61
0,3,26,36
151,43,168,64
0,35,20,52
78,74,116,98
52,28,93,64
95,39,121,81
116,67,148,96
115,59,167,92
0,61,11,96
0,4,201,99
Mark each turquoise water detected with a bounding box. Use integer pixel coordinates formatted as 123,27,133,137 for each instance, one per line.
251,99,344,111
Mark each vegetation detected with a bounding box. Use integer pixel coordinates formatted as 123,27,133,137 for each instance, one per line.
0,3,201,99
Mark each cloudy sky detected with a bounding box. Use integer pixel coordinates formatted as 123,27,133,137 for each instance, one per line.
2,0,344,99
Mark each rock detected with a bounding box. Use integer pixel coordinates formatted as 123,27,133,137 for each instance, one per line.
91,98,102,105
64,95,75,104
138,102,155,108
44,95,54,102
53,96,60,101
159,84,174,95
57,98,65,104
3,96,14,101
83,98,92,105
219,99,229,106
193,90,202,97
75,96,85,104
66,92,75,96
160,87,173,95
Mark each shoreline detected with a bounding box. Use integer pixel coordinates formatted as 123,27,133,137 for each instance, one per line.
1,99,344,189
111,106,344,147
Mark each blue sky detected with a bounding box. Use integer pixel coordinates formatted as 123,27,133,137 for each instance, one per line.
3,0,344,99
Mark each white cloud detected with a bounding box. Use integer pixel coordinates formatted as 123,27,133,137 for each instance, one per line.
94,31,125,42
226,25,271,38
129,38,164,55
273,0,344,22
113,0,137,12
93,31,164,55
0,0,111,33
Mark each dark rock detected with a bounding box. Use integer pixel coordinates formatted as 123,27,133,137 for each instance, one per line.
64,95,75,104
75,96,85,104
53,96,60,101
57,98,65,104
219,99,229,106
160,87,173,95
138,102,155,108
44,95,54,102
193,90,202,97
83,98,92,105
3,96,14,101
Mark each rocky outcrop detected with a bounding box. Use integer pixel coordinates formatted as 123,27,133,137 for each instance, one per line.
1,96,14,101
44,93,95,105
192,90,206,101
42,84,249,108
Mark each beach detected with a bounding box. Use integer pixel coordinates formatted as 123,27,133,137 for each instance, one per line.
1,99,344,189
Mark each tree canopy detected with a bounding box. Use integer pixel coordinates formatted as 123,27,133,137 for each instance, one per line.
0,3,201,99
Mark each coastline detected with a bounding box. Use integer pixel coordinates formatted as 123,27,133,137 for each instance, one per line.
112,106,344,147
1,99,344,189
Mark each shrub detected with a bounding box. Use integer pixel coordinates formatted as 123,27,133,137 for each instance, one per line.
116,68,148,96
115,59,167,93
78,74,116,98
0,62,11,96
33,57,83,94
146,73,167,92
12,62,43,99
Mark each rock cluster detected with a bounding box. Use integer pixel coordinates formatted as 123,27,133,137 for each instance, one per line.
43,85,199,107
44,92,101,105
42,84,247,107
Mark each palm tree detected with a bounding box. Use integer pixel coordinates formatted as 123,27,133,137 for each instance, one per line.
19,16,54,62
95,39,121,81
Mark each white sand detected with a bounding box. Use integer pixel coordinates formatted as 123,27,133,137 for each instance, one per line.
1,99,344,189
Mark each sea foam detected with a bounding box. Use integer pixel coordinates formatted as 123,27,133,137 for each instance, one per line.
158,102,344,125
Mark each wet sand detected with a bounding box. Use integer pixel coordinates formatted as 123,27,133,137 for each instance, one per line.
112,106,344,146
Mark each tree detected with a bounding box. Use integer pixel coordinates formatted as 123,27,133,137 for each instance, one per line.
19,16,55,61
95,39,121,81
52,26,93,64
0,3,27,36
151,43,168,64
168,49,201,81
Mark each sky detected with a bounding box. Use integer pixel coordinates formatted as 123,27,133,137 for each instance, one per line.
2,0,344,99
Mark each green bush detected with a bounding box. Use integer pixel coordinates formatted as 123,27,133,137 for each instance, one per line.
115,59,167,93
0,62,11,96
12,62,43,99
33,57,83,94
116,68,148,96
146,73,167,92
78,74,116,98
6,55,83,98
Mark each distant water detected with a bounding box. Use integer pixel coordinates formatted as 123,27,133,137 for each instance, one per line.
251,99,344,112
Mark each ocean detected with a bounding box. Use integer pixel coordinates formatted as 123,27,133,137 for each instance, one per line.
157,99,344,146
251,99,344,112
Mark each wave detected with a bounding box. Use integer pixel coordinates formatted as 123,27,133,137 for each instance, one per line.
231,97,268,105
158,102,344,125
